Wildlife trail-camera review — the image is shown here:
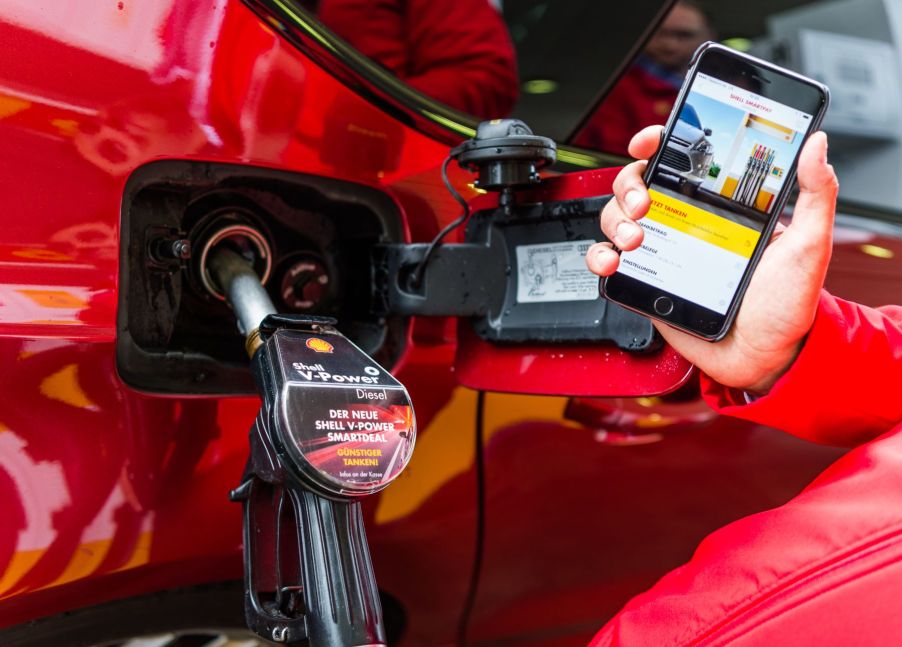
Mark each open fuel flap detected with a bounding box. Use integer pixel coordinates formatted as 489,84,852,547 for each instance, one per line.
373,119,693,397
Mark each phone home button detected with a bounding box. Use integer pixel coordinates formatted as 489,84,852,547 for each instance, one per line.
653,296,674,316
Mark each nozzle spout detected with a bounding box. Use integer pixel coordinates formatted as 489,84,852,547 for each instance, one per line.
208,247,277,356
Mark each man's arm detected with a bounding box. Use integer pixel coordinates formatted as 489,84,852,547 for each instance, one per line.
588,128,839,396
585,128,901,444
703,292,902,446
583,126,902,647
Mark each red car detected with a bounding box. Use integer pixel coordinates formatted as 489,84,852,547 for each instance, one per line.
0,1,899,645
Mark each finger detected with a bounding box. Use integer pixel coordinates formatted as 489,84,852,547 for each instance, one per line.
627,125,665,160
604,159,649,247
653,320,701,352
612,159,650,218
789,131,838,247
600,194,645,250
585,242,620,277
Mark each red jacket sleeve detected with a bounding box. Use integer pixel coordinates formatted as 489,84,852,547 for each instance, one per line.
701,291,902,447
589,293,902,647
589,422,902,647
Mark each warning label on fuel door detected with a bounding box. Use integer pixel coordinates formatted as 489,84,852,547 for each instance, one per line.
515,240,598,303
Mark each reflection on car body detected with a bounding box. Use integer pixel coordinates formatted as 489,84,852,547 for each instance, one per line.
1,1,901,646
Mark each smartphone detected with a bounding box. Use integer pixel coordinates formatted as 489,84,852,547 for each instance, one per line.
601,42,829,341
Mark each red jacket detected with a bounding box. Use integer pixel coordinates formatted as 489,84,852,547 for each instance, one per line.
317,0,519,119
574,62,679,157
591,292,902,645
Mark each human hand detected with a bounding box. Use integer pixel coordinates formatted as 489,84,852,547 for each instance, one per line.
586,126,838,394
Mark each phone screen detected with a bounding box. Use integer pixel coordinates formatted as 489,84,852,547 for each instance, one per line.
604,46,827,338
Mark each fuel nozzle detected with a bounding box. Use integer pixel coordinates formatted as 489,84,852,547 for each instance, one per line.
203,223,415,647
207,246,277,357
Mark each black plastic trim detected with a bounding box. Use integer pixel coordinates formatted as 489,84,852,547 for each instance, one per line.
374,196,658,350
117,160,406,395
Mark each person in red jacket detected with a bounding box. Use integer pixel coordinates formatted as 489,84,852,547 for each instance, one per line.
574,1,714,155
315,0,519,119
585,127,902,644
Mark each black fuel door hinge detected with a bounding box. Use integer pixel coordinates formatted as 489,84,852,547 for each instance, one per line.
372,239,506,317
370,197,659,351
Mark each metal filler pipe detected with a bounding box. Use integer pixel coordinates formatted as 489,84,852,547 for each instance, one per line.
207,246,277,357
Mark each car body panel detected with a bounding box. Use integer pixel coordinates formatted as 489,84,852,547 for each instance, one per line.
0,3,474,643
0,1,900,646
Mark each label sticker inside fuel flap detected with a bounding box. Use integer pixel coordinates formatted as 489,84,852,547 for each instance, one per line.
273,332,415,492
515,240,598,303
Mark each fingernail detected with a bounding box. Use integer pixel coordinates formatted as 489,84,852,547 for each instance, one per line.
616,222,640,246
625,190,642,215
588,246,616,274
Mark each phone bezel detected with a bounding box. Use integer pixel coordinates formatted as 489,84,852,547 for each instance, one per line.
602,42,830,341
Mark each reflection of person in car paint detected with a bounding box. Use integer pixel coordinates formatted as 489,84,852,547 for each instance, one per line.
573,1,714,155
313,0,519,119
586,127,902,645
73,88,209,177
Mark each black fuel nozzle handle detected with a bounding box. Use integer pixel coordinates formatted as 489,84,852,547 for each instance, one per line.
234,478,386,646
295,488,384,645
231,350,390,647
211,246,391,647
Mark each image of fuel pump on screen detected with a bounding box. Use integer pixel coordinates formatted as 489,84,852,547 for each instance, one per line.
656,79,810,230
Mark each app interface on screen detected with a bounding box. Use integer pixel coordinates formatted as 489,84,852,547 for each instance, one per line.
617,72,813,314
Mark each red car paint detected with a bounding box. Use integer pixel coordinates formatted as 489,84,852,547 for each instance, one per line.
456,170,693,398
0,3,469,642
0,2,898,645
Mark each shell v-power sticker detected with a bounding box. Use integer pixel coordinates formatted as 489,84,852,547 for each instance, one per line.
271,330,415,494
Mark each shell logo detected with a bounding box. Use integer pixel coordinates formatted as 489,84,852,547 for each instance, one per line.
306,337,334,353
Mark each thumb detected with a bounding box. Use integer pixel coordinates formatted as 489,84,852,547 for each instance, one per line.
788,131,838,247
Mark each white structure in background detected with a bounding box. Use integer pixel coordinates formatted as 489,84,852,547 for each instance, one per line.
755,0,902,211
